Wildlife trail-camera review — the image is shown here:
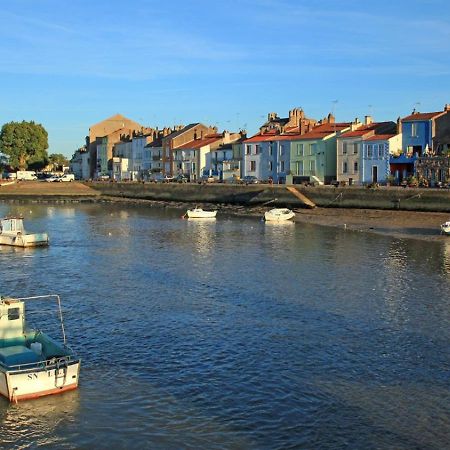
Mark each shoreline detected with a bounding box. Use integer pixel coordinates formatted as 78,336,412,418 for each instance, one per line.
0,181,448,241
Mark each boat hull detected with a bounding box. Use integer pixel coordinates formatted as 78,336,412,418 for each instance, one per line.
0,233,49,247
186,210,217,219
0,359,80,402
441,226,450,235
264,209,295,222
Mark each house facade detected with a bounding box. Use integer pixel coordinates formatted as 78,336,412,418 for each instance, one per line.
162,124,216,176
337,118,396,185
88,114,143,178
362,134,402,184
69,148,90,180
287,119,352,185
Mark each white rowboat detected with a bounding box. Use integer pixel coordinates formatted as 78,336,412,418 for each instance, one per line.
186,208,217,219
441,221,450,235
264,208,295,222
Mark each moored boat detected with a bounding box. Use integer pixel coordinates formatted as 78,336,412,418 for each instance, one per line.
441,221,450,235
0,216,49,247
264,208,295,222
185,208,217,219
0,294,80,402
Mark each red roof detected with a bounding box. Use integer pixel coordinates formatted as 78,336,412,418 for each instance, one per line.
402,111,444,121
364,134,396,141
175,134,223,150
243,131,280,143
339,122,392,138
292,122,351,141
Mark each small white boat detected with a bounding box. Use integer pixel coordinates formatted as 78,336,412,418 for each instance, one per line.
0,294,81,402
185,208,217,219
441,221,450,235
264,208,296,222
0,216,49,247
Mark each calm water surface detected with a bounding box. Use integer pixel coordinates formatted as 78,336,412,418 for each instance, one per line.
0,203,449,449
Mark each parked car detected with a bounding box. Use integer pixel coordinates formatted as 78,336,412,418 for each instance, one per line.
199,175,215,184
59,174,75,182
46,175,61,182
242,175,258,185
176,174,189,183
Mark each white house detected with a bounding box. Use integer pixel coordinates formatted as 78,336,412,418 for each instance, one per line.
69,148,90,180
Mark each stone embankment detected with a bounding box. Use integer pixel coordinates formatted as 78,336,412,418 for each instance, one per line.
86,181,450,212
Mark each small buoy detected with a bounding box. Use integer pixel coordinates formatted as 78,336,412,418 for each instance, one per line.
108,232,112,236
344,224,347,230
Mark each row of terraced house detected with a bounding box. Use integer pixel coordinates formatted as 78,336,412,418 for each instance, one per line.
70,104,450,186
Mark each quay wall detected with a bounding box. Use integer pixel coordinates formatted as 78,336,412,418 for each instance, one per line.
87,182,450,212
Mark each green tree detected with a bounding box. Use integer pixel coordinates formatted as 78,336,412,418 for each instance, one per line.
49,153,69,167
0,121,49,170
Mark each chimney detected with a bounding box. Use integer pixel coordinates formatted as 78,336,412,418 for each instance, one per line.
327,113,335,124
365,115,373,125
445,104,450,112
351,118,361,131
396,117,402,134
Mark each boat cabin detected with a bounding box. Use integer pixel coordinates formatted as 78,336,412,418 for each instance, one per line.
0,217,25,234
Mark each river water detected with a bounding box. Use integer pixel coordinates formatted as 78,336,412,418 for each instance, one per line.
0,203,448,449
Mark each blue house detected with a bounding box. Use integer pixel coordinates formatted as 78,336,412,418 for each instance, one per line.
401,109,447,157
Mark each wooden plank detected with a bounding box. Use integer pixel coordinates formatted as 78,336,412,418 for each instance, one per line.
285,186,316,209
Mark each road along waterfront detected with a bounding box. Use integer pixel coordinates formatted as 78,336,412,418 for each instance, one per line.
0,202,448,449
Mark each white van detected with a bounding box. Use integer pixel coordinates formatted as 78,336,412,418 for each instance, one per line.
59,173,75,182
17,171,37,181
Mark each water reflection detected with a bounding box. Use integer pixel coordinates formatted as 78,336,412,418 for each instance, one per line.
0,203,449,448
0,390,80,447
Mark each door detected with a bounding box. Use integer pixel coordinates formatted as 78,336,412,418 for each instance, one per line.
372,166,378,183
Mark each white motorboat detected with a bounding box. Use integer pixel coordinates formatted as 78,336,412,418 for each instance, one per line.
0,294,81,402
264,208,296,222
185,208,217,219
441,221,450,235
0,216,49,247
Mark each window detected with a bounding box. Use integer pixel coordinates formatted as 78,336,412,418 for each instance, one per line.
309,160,315,175
411,123,418,137
296,143,304,156
279,144,283,156
378,144,383,158
8,307,20,320
354,161,358,172
353,143,359,154
343,142,348,154
255,145,260,155
269,144,273,156
250,161,256,171
246,145,251,155
311,143,317,154
343,162,348,173
268,161,273,171
296,161,303,175
367,145,373,158
280,161,285,172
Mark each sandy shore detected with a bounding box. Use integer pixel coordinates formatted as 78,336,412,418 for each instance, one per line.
0,181,448,241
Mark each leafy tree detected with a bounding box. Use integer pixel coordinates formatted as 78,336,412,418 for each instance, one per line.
49,153,69,167
0,121,49,170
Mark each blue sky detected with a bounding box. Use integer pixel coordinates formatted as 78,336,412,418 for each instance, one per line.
1,0,449,158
